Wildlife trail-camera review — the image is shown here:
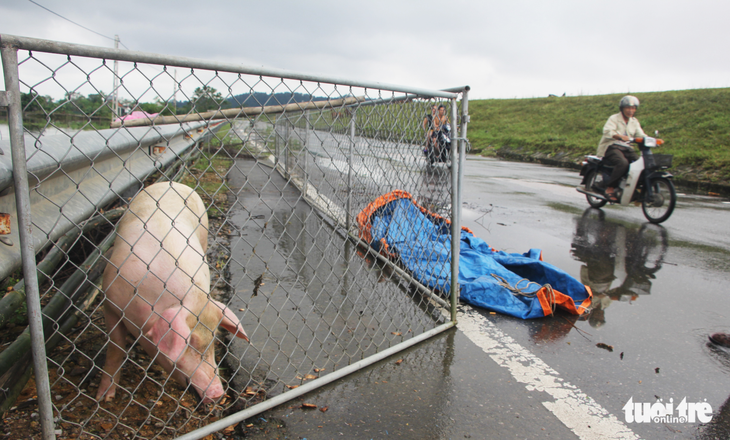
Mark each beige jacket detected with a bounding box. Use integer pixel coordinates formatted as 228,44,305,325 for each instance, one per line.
596,112,646,156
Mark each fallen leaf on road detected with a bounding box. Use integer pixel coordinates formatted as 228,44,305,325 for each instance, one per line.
302,403,317,409
395,359,403,365
596,342,613,352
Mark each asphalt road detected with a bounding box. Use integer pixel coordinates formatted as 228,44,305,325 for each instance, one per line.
228,135,730,439
456,157,730,440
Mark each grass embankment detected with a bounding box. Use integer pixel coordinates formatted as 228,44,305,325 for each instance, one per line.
467,88,730,184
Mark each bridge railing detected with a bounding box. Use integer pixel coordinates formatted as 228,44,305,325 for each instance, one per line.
0,34,468,440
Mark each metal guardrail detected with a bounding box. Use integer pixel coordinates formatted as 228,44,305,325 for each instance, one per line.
0,122,215,281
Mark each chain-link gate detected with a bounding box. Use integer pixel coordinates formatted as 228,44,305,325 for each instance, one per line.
0,34,469,440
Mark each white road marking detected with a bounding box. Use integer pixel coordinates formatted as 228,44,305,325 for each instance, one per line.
457,306,640,440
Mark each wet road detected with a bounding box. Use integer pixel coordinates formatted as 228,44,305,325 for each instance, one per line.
237,153,730,439
458,157,730,439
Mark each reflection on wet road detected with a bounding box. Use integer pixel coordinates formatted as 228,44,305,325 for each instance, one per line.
571,210,669,329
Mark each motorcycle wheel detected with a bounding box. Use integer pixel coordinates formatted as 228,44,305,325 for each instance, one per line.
425,146,435,165
585,170,608,208
642,177,676,224
440,145,450,163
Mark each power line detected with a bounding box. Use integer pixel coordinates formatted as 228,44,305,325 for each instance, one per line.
27,0,129,49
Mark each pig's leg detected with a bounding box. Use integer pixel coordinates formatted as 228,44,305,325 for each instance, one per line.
96,304,128,402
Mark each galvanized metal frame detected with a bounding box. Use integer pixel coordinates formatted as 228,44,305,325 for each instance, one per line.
0,33,469,440
1,40,55,440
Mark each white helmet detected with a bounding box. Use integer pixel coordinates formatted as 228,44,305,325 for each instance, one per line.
619,95,640,110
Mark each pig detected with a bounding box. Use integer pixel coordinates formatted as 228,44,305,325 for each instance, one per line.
96,182,249,403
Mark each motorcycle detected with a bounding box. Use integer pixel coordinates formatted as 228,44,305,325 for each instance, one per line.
576,136,676,224
424,123,451,165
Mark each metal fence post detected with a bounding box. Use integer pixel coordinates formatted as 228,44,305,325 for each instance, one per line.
449,97,460,323
285,114,291,177
346,109,356,233
1,42,57,440
456,88,469,307
303,111,310,195
274,118,280,166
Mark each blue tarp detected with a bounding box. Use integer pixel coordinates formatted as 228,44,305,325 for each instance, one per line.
360,193,591,319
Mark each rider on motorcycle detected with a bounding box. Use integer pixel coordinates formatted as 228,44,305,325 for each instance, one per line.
595,95,646,202
432,105,449,155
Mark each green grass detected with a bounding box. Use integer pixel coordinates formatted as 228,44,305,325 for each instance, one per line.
180,151,233,218
467,88,730,182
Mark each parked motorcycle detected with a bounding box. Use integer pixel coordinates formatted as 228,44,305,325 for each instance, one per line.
424,123,451,165
576,136,676,224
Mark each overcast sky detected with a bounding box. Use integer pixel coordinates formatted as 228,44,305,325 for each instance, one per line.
1,0,728,100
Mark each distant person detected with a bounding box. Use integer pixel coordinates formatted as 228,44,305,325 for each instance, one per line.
432,105,449,155
595,95,646,202
423,105,437,149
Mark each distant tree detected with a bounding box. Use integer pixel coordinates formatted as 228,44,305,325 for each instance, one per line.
192,86,226,112
21,91,54,113
55,91,114,119
137,98,175,116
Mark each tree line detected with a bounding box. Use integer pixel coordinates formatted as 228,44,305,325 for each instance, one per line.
11,87,324,126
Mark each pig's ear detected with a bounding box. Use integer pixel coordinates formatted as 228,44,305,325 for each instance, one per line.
213,300,250,342
145,307,192,361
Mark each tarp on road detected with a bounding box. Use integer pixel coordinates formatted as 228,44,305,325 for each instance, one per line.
356,190,592,319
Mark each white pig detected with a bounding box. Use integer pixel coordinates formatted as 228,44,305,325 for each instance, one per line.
96,182,249,403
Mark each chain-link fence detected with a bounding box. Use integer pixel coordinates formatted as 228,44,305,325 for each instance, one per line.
0,34,468,439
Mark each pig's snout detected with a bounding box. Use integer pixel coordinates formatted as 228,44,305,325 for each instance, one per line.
190,373,225,403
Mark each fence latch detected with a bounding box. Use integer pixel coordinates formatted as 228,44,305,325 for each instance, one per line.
0,213,12,246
